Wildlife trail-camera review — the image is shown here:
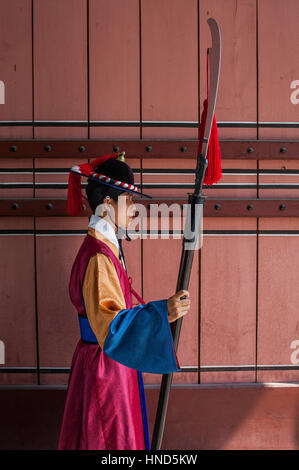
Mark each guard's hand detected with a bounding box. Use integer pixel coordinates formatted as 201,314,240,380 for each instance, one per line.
166,290,191,323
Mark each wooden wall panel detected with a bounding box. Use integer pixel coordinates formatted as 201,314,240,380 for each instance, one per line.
36,217,88,385
0,1,299,390
259,159,299,198
141,0,199,384
89,0,140,139
0,0,33,385
0,0,33,139
0,218,36,385
141,0,198,139
257,218,299,383
33,0,87,139
0,158,33,198
200,0,257,140
200,218,257,383
258,0,299,139
0,0,34,384
142,158,198,198
35,157,88,199
32,0,88,384
0,0,33,208
142,238,199,384
202,159,257,199
256,0,299,384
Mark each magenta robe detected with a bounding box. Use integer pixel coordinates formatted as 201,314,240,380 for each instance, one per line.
58,234,148,450
58,233,179,450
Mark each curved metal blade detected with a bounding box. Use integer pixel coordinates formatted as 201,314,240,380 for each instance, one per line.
200,18,221,160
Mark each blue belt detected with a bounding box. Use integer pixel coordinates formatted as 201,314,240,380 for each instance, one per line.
78,315,98,343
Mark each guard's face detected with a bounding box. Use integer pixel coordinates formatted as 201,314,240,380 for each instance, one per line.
104,192,136,231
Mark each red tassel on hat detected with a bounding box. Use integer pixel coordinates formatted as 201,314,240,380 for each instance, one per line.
67,171,83,217
197,49,222,186
67,153,118,216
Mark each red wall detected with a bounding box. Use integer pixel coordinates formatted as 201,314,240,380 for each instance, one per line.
0,0,299,449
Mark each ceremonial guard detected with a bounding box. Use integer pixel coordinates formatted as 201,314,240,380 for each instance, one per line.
58,152,191,450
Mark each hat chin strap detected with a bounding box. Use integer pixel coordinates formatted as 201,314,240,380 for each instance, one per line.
104,195,132,242
105,211,131,272
106,210,132,242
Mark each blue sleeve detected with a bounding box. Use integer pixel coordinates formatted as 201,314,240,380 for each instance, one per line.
102,299,180,374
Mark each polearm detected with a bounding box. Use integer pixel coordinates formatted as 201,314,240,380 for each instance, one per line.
151,18,221,451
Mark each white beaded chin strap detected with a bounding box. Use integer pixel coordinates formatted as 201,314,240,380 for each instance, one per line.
99,194,131,243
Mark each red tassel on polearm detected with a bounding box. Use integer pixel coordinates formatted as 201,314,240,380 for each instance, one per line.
197,48,222,186
198,97,222,186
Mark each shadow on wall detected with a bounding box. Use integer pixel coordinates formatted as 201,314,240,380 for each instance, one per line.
148,385,299,450
0,384,299,449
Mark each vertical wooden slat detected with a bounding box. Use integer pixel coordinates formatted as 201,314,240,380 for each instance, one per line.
257,0,299,383
0,1,35,385
0,0,33,195
142,238,199,384
0,218,36,385
198,1,258,383
33,0,88,384
141,0,199,384
89,0,140,139
199,0,257,140
200,218,257,383
141,0,198,140
36,217,88,385
258,0,299,140
33,0,87,139
257,218,299,383
0,0,33,139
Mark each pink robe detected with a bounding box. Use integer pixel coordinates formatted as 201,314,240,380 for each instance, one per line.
58,233,179,450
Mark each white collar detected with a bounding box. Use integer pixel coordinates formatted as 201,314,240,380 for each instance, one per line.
88,214,126,270
88,214,119,250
